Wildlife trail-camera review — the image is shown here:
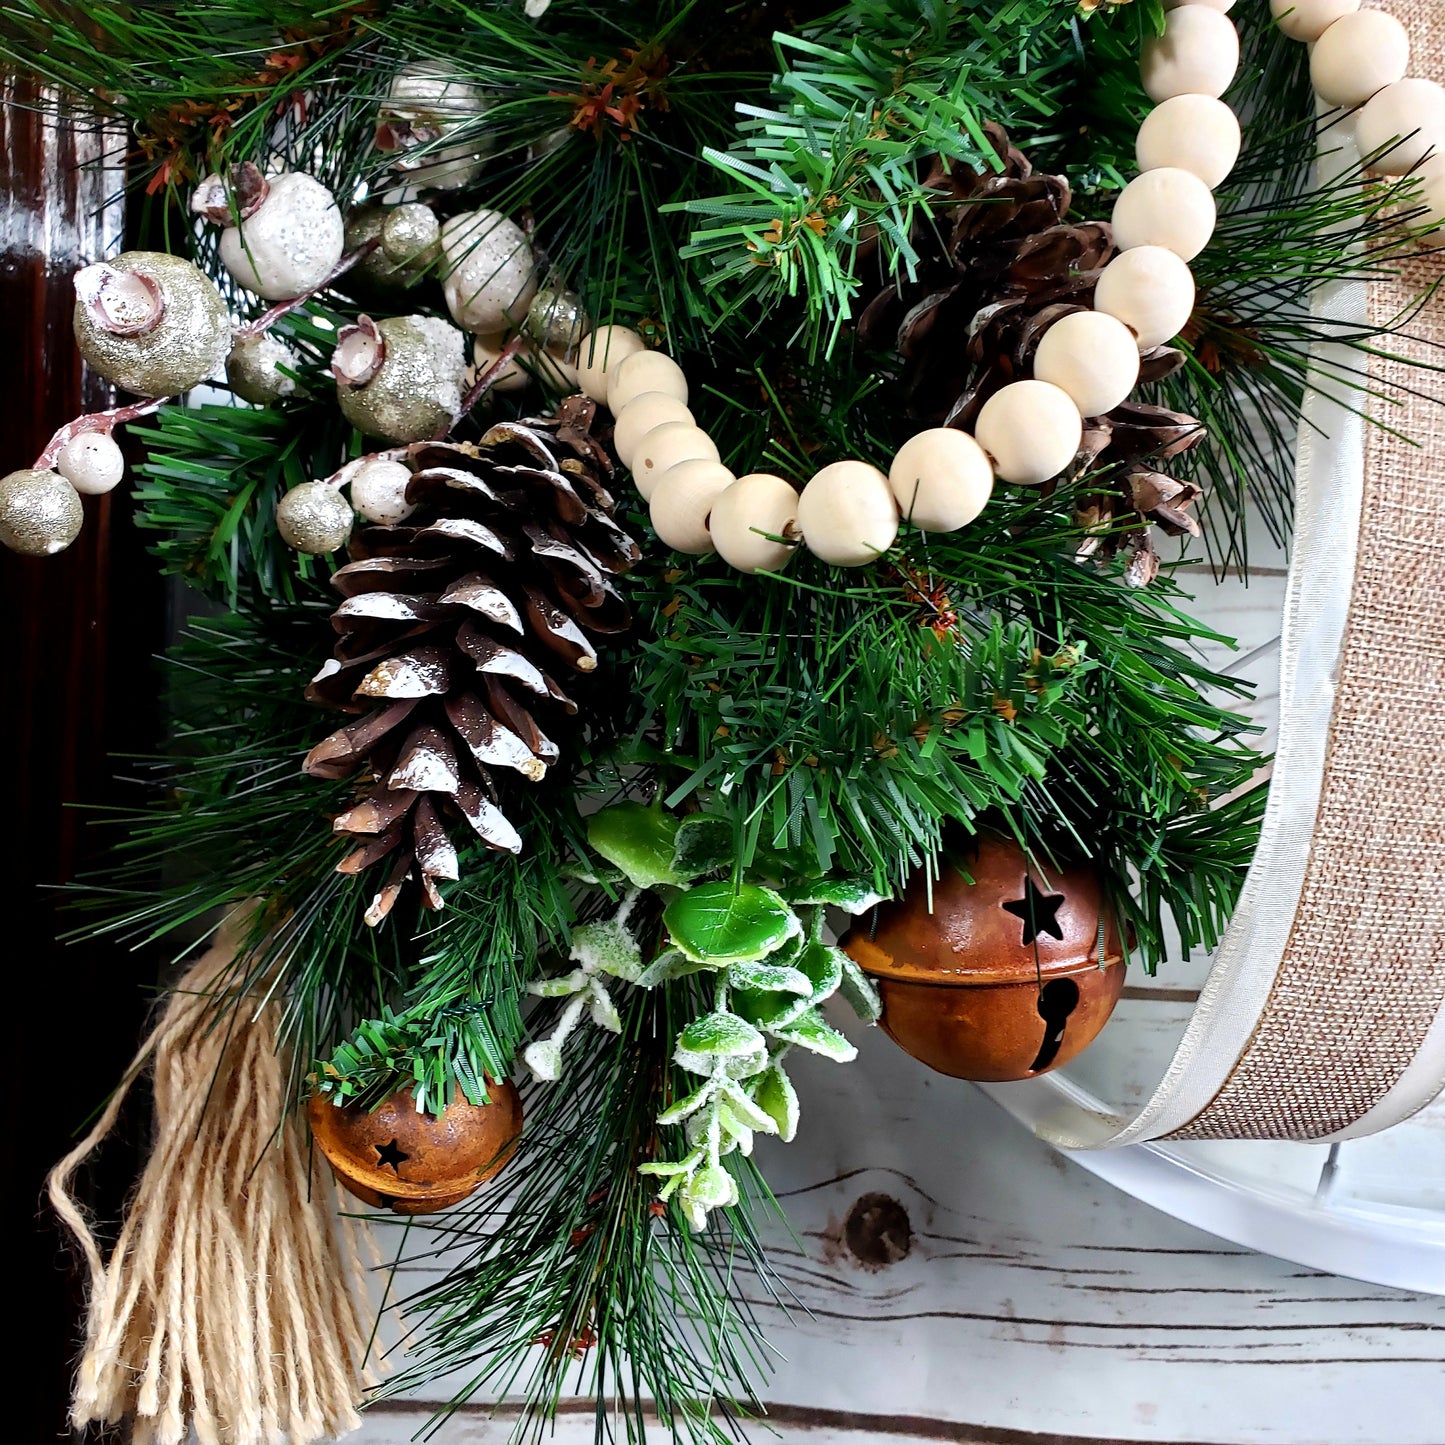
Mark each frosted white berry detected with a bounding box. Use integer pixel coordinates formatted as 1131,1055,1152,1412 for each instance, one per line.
218,172,346,301
607,350,688,412
349,459,416,525
649,459,735,554
1309,11,1409,109
888,429,994,533
797,461,899,567
1140,6,1240,103
577,326,646,404
1136,95,1241,189
1270,0,1359,42
1111,168,1217,261
1093,246,1196,351
472,333,531,393
710,473,800,573
974,382,1082,487
1033,311,1141,419
1357,79,1445,176
56,431,125,495
613,392,695,469
440,209,538,334
631,423,719,501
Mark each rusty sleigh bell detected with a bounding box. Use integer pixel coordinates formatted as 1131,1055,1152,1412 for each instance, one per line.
842,835,1124,1081
308,1079,522,1214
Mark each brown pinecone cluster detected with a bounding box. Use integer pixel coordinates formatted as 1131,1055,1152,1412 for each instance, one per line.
304,401,639,925
857,123,1206,581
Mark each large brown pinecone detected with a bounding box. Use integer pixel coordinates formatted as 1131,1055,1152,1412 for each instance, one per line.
857,123,1206,574
304,401,639,925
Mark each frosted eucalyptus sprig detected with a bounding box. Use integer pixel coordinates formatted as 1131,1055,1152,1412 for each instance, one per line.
523,801,882,1229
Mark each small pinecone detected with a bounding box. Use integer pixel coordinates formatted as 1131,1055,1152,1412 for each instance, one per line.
303,400,640,925
856,123,1206,557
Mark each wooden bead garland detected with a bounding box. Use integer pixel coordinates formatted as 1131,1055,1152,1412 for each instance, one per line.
581,0,1443,575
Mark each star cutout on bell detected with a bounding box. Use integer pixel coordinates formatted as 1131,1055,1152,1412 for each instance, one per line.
1002,875,1066,946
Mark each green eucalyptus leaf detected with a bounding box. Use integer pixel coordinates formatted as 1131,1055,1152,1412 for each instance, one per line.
787,877,887,913
657,1084,715,1127
769,1007,858,1062
675,1010,766,1074
838,955,883,1023
671,815,734,879
718,1080,778,1135
727,960,812,995
750,1064,800,1143
570,918,643,982
586,984,622,1033
663,881,799,964
528,970,585,998
732,985,812,1032
796,939,845,1002
635,947,718,989
586,803,683,887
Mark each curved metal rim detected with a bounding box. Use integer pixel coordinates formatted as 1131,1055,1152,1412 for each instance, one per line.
977,1074,1445,1297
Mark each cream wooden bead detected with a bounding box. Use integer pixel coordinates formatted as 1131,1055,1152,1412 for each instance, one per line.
1357,79,1445,175
607,350,688,412
1416,154,1445,239
710,473,800,573
1111,168,1217,261
649,459,735,555
1093,246,1196,351
577,326,645,403
1136,95,1242,188
796,461,899,567
1270,0,1358,43
1309,10,1409,109
613,392,695,468
1140,6,1239,103
888,429,994,533
1033,311,1141,418
973,382,1082,487
632,422,719,500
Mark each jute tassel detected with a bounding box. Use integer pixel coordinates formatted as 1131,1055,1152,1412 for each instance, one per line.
48,914,381,1445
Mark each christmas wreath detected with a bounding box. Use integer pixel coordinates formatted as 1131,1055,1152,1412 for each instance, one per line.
5,0,1441,1440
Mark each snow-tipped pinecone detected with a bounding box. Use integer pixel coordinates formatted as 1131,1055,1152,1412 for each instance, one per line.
304,400,639,925
856,123,1206,566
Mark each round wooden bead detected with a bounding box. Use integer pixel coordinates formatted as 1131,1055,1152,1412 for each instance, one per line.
607,350,688,412
1309,11,1409,109
577,326,645,404
650,459,735,554
1140,6,1240,103
472,333,530,393
1033,311,1141,418
710,473,800,573
1270,0,1358,43
888,429,994,533
973,382,1083,487
797,461,898,567
57,431,125,495
1111,168,1217,261
1357,79,1445,175
1136,95,1242,188
631,422,719,501
613,392,695,469
1093,246,1196,351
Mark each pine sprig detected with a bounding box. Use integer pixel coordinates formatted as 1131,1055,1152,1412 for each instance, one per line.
378,981,778,1445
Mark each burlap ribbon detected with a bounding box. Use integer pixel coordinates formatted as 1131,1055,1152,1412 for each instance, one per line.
1039,0,1445,1149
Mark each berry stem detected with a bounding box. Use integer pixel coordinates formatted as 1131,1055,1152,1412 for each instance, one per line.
233,238,381,341
452,332,529,426
34,397,166,470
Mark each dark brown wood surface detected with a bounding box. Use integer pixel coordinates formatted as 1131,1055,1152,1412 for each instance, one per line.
0,79,164,1440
